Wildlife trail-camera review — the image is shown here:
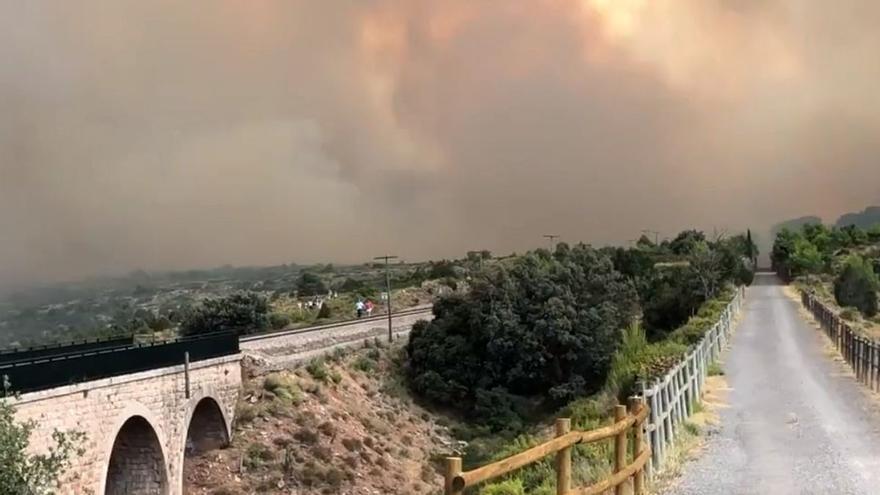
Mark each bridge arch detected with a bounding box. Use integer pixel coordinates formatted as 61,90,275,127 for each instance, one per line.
180,392,232,493
102,405,170,495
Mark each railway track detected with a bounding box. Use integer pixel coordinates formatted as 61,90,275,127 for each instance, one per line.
240,305,433,344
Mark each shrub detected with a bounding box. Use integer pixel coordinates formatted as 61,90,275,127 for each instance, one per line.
834,255,879,317
669,316,716,346
0,401,85,494
353,356,378,373
406,245,638,429
306,359,329,382
269,312,290,330
480,479,525,495
180,292,269,336
641,267,705,340
329,370,343,384
262,373,303,404
297,272,328,297
244,442,275,468
607,325,687,399
293,428,320,445
317,303,332,319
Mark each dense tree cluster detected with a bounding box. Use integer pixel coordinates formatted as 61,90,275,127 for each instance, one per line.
611,231,756,340
296,272,328,297
406,245,638,422
772,223,880,317
180,292,270,336
834,256,879,317
405,232,757,429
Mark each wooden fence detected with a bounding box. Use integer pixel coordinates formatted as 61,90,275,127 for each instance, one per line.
444,398,650,495
801,291,880,391
638,286,745,477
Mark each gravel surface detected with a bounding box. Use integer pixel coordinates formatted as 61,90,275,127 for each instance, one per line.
664,273,880,495
240,309,433,368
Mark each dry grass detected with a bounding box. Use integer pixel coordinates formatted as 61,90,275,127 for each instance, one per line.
648,374,729,494
184,344,453,494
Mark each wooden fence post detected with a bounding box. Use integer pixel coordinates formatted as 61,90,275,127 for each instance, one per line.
614,405,627,495
556,418,571,495
629,397,645,495
445,457,463,495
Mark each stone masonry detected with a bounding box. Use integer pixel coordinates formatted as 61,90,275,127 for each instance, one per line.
8,354,241,495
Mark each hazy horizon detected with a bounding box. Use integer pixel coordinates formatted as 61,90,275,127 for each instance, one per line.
3,1,880,288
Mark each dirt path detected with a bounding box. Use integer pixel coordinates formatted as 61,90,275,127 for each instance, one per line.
663,273,880,495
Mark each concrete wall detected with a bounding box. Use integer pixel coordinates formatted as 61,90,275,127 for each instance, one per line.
9,354,241,494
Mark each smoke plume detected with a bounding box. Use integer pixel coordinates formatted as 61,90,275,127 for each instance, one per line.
2,1,880,285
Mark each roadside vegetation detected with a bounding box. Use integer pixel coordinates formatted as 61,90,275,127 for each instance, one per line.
404,230,756,493
772,222,880,336
0,399,84,494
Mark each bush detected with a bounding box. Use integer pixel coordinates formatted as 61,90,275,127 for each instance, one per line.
269,312,290,330
834,256,879,317
669,316,716,346
263,373,303,404
244,442,275,468
297,272,328,297
180,292,269,336
480,479,525,495
0,401,84,494
607,325,687,398
406,244,638,430
641,267,704,340
306,359,329,381
353,356,378,373
317,303,331,319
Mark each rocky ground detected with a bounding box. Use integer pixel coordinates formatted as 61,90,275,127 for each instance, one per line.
184,344,454,495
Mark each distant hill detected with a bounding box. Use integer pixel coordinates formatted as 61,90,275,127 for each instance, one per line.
770,215,823,237
835,206,880,229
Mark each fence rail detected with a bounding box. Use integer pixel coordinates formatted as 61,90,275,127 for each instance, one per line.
444,398,650,495
801,291,880,391
0,331,239,395
639,286,745,477
0,334,135,365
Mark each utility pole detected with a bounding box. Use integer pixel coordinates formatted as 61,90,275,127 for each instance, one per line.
467,251,485,271
374,255,398,343
543,234,560,251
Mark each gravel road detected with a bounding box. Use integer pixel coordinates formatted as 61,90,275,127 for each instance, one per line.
664,273,880,495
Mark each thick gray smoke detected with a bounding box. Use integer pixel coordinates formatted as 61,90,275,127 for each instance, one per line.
2,1,879,286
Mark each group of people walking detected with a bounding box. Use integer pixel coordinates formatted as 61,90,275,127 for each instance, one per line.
355,299,374,318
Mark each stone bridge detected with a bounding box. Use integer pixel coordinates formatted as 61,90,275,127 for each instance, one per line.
9,354,241,494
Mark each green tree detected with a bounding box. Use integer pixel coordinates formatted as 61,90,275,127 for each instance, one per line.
669,230,706,256
689,241,723,300
406,244,638,428
641,266,703,340
296,272,328,297
180,292,270,336
789,238,824,275
0,400,84,494
834,255,879,317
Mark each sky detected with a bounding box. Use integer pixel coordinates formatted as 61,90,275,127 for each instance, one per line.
2,0,879,287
